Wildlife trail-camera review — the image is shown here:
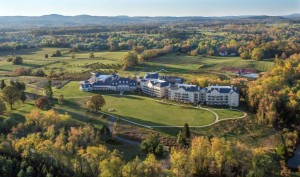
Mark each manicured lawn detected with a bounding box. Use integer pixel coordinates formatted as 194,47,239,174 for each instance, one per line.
53,81,94,98
102,95,216,126
213,109,245,120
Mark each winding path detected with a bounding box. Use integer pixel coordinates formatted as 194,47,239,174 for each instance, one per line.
58,94,248,129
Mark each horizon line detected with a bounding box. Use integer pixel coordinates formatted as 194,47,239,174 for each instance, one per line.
0,13,298,18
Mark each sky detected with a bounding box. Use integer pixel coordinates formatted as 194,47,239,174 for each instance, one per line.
0,0,299,17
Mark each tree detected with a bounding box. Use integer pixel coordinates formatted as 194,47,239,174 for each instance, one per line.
141,134,163,156
176,131,186,145
240,51,251,59
51,50,62,57
86,94,106,113
143,154,163,177
251,48,264,60
99,151,124,177
122,157,145,177
35,69,46,77
123,52,138,70
183,123,191,139
0,100,6,114
89,52,95,59
44,80,53,106
12,56,23,65
190,48,199,56
1,86,20,109
281,52,287,59
170,148,189,176
71,52,75,59
45,54,49,59
58,94,64,105
20,91,26,103
35,96,48,109
13,81,26,91
0,80,6,90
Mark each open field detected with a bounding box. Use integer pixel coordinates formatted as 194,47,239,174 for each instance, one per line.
102,94,215,126
135,54,274,74
0,48,127,75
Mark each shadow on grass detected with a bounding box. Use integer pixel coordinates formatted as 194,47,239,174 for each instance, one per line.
55,107,106,128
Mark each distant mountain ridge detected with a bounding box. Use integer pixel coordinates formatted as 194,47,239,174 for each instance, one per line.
0,14,298,28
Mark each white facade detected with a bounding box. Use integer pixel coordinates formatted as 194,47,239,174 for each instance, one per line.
168,84,202,104
80,73,240,107
205,86,239,107
141,79,169,98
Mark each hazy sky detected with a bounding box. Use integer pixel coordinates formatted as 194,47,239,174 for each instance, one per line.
0,0,299,16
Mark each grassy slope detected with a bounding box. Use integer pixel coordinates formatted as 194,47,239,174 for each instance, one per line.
138,54,274,74
0,48,127,75
102,94,215,126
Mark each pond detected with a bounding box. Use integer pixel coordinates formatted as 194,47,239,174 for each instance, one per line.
288,145,300,169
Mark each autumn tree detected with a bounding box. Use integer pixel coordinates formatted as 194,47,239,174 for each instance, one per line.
35,96,48,109
99,150,124,177
86,94,106,113
123,52,138,70
71,52,75,59
58,94,64,105
1,85,20,109
89,52,95,59
251,48,264,60
122,157,146,177
240,51,251,59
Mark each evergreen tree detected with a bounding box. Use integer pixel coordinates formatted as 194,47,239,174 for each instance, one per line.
20,91,26,103
0,80,6,90
0,100,6,114
44,80,53,107
183,123,191,139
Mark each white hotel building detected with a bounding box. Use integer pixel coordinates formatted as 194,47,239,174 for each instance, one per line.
81,72,240,107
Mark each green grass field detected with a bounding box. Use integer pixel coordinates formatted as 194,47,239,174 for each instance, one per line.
136,54,274,74
101,95,215,126
212,109,244,120
0,48,127,75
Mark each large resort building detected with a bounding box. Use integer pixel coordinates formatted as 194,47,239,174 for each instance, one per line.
79,73,137,92
80,72,240,107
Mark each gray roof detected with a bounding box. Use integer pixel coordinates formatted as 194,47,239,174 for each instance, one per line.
145,73,159,79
